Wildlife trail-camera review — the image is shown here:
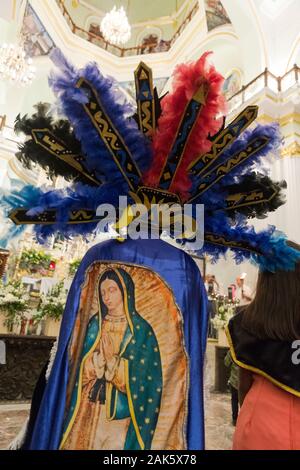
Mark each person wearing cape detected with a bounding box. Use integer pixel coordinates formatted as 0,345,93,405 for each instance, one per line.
2,49,300,450
24,239,208,450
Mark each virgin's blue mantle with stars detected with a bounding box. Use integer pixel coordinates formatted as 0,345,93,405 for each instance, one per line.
28,238,208,450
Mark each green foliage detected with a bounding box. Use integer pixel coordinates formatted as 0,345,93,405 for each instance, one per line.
69,259,81,276
34,281,67,321
210,296,236,330
19,249,53,273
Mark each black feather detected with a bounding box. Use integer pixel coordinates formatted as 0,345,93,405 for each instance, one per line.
223,172,286,219
14,103,101,185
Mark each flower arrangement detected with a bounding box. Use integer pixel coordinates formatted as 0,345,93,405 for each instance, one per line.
0,280,30,331
210,296,237,330
68,259,81,277
19,248,54,275
34,281,67,322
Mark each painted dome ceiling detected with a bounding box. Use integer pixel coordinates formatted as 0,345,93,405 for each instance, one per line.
20,1,232,60
52,0,231,55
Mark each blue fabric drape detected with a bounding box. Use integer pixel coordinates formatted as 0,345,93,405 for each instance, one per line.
29,238,208,450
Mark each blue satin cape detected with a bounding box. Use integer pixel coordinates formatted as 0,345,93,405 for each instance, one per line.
28,238,208,450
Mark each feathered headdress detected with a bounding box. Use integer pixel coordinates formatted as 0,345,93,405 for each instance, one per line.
1,48,299,272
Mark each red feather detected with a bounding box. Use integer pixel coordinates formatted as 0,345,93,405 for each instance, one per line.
143,52,226,200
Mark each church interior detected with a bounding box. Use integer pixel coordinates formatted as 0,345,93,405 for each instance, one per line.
0,0,300,454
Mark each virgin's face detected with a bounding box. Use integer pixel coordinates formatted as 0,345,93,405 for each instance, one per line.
100,278,123,312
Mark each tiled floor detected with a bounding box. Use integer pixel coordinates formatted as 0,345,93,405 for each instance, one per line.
0,393,234,450
0,342,235,450
205,392,234,450
0,404,30,450
204,340,235,450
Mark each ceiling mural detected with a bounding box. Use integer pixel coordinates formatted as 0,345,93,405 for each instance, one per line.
204,0,231,31
222,70,241,100
21,3,55,57
69,0,187,25
56,0,200,56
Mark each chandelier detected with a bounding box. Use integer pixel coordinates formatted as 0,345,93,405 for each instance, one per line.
0,43,36,86
100,6,131,46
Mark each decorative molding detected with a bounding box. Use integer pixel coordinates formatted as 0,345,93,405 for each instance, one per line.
281,142,300,158
228,106,300,160
283,132,300,140
29,0,209,79
258,113,300,127
56,0,200,58
279,113,300,127
227,64,300,115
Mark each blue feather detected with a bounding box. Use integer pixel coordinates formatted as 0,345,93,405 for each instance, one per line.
251,231,300,272
191,123,281,196
189,218,300,272
0,182,43,248
30,183,123,243
180,121,297,270
0,179,124,244
49,48,152,193
3,54,296,273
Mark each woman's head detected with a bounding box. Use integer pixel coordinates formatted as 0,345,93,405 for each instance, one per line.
99,270,124,315
242,241,300,341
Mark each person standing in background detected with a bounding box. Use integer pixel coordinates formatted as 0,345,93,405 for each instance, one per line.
205,275,220,338
227,241,300,450
236,273,252,309
205,274,220,296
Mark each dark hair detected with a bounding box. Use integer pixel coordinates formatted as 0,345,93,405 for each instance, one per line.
98,270,124,316
242,241,300,341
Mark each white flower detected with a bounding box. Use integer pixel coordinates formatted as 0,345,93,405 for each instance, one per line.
23,310,33,320
211,312,232,330
3,293,19,303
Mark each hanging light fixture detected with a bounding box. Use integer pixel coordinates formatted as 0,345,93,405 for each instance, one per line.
0,42,36,86
100,3,131,46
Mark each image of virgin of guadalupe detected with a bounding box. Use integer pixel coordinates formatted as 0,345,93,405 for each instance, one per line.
60,267,163,450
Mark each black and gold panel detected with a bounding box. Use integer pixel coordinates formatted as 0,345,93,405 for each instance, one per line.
134,62,156,138
9,208,100,226
188,105,258,177
158,83,209,191
135,186,182,205
225,185,279,211
31,128,101,186
204,233,262,255
76,78,142,191
188,135,270,201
